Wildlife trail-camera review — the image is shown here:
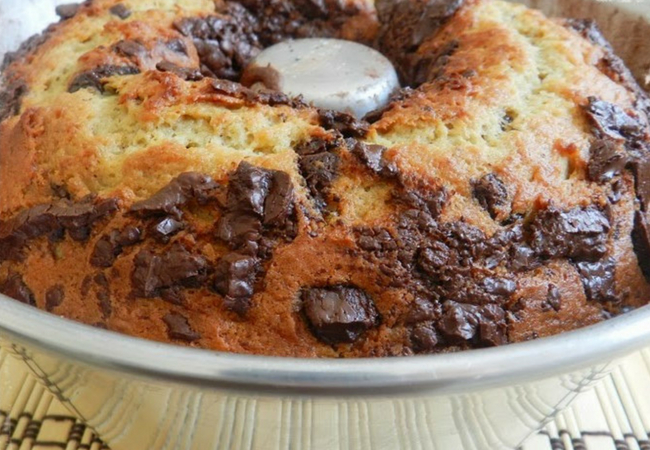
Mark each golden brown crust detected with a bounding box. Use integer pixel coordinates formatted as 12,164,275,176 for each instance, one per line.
1,0,650,357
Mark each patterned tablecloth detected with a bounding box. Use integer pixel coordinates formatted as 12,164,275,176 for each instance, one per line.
0,347,649,450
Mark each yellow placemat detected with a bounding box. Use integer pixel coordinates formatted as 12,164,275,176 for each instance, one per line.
1,347,650,450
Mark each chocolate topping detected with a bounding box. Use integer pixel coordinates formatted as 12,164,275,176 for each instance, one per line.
375,0,464,86
574,258,617,303
529,206,610,262
109,3,132,20
163,312,200,342
91,226,142,268
302,285,378,344
0,274,35,306
472,173,510,220
131,244,208,301
632,210,650,282
588,138,627,183
0,196,119,262
68,65,140,93
45,285,65,311
155,61,204,81
130,172,218,218
350,140,397,178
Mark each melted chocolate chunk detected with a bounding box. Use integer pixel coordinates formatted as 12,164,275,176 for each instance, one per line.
412,39,459,86
68,65,140,93
403,296,440,325
375,0,464,86
151,217,184,242
130,172,218,218
213,253,260,315
529,206,610,262
394,184,449,219
318,110,369,138
302,285,378,345
574,258,617,303
632,210,650,282
631,156,650,212
90,226,142,268
163,312,200,342
349,140,397,177
264,171,295,226
113,40,147,59
472,173,509,220
45,285,65,311
583,97,647,155
0,274,35,306
55,3,80,20
410,323,439,353
299,151,340,210
155,61,204,81
588,139,627,183
131,244,208,300
438,301,507,347
0,196,119,262
109,3,132,19
547,284,561,312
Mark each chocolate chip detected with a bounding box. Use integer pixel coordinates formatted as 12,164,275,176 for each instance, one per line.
55,3,80,20
299,151,340,210
130,172,218,218
529,205,610,262
151,217,184,242
394,185,449,219
472,173,510,220
0,274,35,306
302,286,378,345
583,97,647,154
90,226,142,268
228,162,272,216
632,210,650,282
510,244,540,272
156,61,203,81
410,323,439,353
131,244,208,300
69,65,140,93
109,3,131,19
631,156,650,212
113,40,147,59
213,252,260,315
438,301,507,347
574,258,617,303
166,39,187,55
403,297,439,325
45,285,65,311
94,273,112,319
216,212,263,252
588,138,627,183
481,277,516,297
0,80,27,122
0,196,119,263
318,109,369,138
412,39,459,86
163,312,200,342
349,140,397,177
264,171,294,227
375,0,463,86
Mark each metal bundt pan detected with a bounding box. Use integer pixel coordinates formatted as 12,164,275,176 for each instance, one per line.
0,0,649,449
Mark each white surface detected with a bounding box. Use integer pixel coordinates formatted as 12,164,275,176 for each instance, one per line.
0,0,65,58
245,38,400,118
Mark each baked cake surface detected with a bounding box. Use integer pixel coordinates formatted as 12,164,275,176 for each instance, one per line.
1,0,650,357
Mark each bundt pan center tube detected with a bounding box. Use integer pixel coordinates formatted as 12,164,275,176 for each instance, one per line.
1,0,650,449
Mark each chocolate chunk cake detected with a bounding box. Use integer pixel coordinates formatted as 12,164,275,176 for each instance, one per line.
1,0,650,357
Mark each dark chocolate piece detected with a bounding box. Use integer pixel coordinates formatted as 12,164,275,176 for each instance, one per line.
318,109,369,138
302,285,378,344
163,312,200,342
151,217,184,242
403,297,440,325
130,172,218,218
55,3,80,20
547,284,561,311
438,301,507,347
94,273,112,319
349,140,397,177
109,3,132,19
529,206,610,262
113,40,147,59
131,244,208,300
0,274,36,306
574,258,617,303
155,61,204,81
631,156,650,212
213,252,260,315
583,97,647,154
68,65,140,93
410,323,438,353
587,138,627,183
472,173,509,219
90,226,142,268
45,285,65,311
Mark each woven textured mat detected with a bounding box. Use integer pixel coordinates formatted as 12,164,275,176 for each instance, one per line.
1,349,650,450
